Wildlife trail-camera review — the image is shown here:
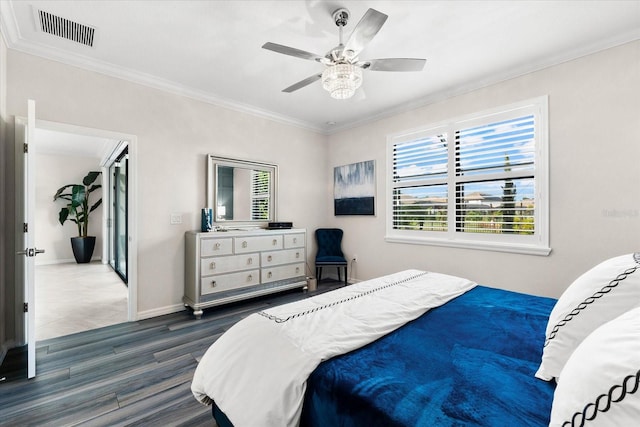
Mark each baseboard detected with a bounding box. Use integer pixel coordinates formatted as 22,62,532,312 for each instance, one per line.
137,303,186,320
35,258,75,266
35,257,103,266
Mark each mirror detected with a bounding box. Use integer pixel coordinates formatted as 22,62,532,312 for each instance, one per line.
207,155,278,223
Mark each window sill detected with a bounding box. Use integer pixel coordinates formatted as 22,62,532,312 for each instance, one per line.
384,234,551,256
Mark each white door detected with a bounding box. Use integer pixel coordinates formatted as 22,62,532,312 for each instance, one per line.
16,99,43,378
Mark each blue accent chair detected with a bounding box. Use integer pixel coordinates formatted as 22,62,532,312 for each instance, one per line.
315,228,348,285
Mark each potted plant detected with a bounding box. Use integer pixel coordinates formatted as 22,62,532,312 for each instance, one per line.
53,171,103,263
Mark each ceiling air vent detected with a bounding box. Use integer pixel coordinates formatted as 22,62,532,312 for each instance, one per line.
37,9,95,47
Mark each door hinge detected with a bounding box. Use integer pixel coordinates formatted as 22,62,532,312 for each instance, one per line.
24,143,28,153
23,223,28,233
23,302,28,313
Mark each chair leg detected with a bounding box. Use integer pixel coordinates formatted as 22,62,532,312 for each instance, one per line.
317,267,322,282
344,266,348,285
337,267,341,283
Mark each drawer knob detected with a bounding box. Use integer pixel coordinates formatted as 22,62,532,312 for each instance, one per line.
242,241,248,248
293,238,297,243
272,239,277,246
267,255,272,262
247,258,253,265
295,252,300,259
296,267,300,273
211,280,217,288
268,271,272,278
247,274,253,281
214,242,221,250
210,261,216,269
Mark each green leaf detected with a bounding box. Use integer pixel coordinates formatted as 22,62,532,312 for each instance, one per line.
54,171,102,237
70,185,86,207
83,171,101,186
58,208,69,225
53,184,75,201
89,199,103,212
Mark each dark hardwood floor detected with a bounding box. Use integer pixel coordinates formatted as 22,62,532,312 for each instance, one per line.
0,282,344,426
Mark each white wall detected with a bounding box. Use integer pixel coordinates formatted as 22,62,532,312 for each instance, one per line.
327,40,640,298
35,152,104,265
6,49,328,317
4,36,638,324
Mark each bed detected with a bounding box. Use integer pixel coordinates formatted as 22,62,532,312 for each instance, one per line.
192,255,640,427
299,284,556,426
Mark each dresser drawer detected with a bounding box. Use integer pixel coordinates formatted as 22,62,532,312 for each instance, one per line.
284,233,305,249
201,269,260,295
261,248,305,267
201,253,258,276
235,235,283,253
262,263,305,284
200,237,233,257
185,229,307,318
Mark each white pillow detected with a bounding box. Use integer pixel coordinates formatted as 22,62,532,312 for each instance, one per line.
549,307,640,426
536,253,640,381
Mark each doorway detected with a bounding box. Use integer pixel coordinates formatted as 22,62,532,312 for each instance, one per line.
33,121,137,341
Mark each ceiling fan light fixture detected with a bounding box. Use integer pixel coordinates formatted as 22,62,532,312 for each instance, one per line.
321,63,363,100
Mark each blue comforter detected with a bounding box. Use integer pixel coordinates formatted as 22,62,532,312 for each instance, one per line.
300,286,557,427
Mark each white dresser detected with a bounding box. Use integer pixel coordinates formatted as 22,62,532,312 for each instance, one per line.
184,228,307,318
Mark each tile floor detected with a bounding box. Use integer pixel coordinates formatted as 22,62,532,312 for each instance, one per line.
35,262,128,341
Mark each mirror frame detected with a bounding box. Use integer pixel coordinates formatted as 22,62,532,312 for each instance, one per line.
206,155,278,224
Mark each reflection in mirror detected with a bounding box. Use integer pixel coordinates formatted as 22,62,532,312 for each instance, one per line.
207,156,278,223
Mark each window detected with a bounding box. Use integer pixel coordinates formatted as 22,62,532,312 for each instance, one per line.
386,97,550,255
251,170,271,220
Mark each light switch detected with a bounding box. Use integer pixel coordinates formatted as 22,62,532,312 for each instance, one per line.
170,213,182,224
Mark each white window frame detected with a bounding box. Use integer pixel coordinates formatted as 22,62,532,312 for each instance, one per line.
385,96,550,256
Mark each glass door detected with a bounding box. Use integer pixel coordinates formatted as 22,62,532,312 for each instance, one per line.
109,148,128,283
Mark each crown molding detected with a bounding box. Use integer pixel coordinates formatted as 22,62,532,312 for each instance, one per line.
0,1,327,135
327,29,640,135
2,0,638,137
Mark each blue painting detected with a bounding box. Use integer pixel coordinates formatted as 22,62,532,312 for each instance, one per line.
334,160,375,215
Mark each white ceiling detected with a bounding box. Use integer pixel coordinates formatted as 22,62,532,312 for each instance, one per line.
2,0,639,134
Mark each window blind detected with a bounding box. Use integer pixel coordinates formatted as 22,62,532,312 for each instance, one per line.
392,133,448,231
251,170,270,220
390,106,541,238
456,115,535,177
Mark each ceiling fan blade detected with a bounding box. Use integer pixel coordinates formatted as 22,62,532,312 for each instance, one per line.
343,8,388,57
362,58,427,72
282,73,322,93
262,42,325,62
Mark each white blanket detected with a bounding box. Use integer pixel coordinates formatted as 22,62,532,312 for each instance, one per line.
191,269,476,427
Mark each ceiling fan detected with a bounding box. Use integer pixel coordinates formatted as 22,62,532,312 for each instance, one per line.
262,7,426,100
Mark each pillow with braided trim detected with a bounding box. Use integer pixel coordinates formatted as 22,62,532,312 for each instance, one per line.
549,307,640,427
536,253,640,381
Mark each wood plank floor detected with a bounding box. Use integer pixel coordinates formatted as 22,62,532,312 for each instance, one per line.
0,282,344,426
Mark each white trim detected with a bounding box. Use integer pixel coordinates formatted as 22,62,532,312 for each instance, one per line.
127,137,138,321
137,303,186,320
35,257,97,266
1,0,638,136
100,164,109,264
386,96,550,255
0,0,325,135
30,118,139,321
385,235,551,257
326,31,640,135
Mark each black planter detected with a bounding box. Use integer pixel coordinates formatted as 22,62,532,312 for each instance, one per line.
71,236,96,264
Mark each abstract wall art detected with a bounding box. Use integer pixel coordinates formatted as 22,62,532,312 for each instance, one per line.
334,160,375,215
